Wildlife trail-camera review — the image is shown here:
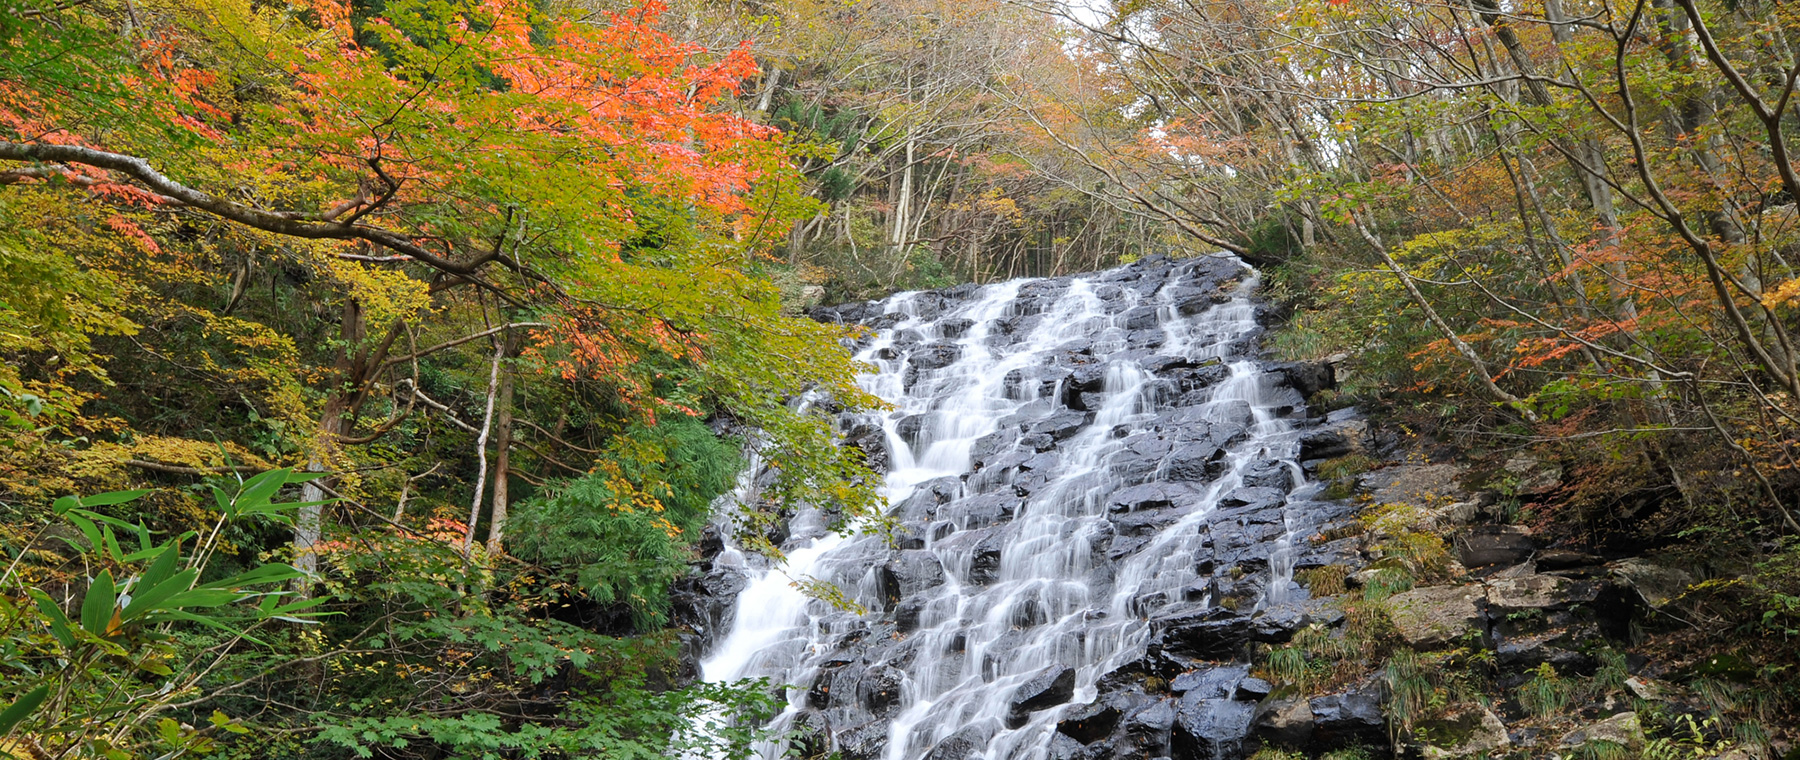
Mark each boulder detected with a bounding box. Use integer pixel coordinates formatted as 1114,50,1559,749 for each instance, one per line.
1484,573,1598,611
1385,586,1484,647
909,342,962,371
837,719,890,760
1006,666,1077,728
1560,712,1645,751
1045,732,1088,760
1240,460,1294,491
1166,443,1228,482
1151,605,1253,659
1308,682,1387,750
1611,559,1694,608
1032,409,1092,441
1251,696,1314,748
1455,525,1535,569
1122,305,1161,330
856,665,907,717
1058,698,1124,744
1271,361,1335,398
1298,429,1353,461
1503,453,1563,495
1120,699,1178,755
1235,678,1272,702
925,722,998,760
1413,704,1509,760
936,527,1005,585
1171,696,1255,760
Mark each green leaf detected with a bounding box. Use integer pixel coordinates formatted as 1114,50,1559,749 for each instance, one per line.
52,496,78,515
137,541,182,589
27,590,76,649
65,513,101,555
99,525,124,564
121,569,200,621
0,685,48,735
232,468,291,513
208,562,304,587
157,587,241,610
77,489,151,507
142,610,266,645
80,570,118,636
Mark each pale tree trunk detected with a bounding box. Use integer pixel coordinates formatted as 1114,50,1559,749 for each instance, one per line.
463,336,505,557
485,333,517,555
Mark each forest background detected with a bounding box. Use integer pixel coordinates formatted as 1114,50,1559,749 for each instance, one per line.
3,0,1800,756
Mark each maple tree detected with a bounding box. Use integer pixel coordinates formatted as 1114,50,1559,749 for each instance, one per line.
0,0,876,756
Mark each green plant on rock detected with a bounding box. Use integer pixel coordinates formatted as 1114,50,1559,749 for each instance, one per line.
1516,663,1571,718
1574,740,1634,760
1641,714,1735,760
1297,565,1349,596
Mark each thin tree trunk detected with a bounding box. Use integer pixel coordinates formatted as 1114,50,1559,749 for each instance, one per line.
485,333,517,555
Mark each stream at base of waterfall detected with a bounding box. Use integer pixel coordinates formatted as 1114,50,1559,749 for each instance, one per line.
693,254,1363,760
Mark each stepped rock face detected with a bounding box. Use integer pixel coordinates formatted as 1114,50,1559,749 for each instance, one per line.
693,255,1365,760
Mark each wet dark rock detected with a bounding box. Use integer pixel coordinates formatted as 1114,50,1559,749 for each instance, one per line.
895,413,931,447
1046,731,1089,760
1123,305,1161,330
1166,363,1231,393
1171,696,1255,760
857,665,906,717
910,342,963,371
925,722,999,760
938,318,975,339
1109,482,1190,513
1235,677,1272,701
1308,682,1387,750
1069,362,1110,392
1298,429,1353,461
837,719,890,760
1113,506,1196,537
936,526,1006,585
1169,666,1248,698
1252,696,1313,748
1032,409,1092,441
879,551,947,604
894,597,927,633
1151,604,1253,660
943,491,1021,529
1270,360,1335,398
1058,699,1126,744
1120,699,1178,756
1249,603,1312,643
1007,666,1077,728
1166,443,1229,482
1219,486,1284,510
1240,460,1294,491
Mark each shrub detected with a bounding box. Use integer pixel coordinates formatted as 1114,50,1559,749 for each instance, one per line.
509,417,741,626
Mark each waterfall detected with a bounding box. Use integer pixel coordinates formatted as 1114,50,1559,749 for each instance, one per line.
698,254,1350,760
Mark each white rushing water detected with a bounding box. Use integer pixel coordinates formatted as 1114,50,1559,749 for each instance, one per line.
701,255,1318,760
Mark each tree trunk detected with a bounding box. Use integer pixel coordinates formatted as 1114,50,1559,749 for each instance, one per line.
485,333,517,555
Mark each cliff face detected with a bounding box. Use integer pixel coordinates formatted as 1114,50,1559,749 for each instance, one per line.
676,255,1718,760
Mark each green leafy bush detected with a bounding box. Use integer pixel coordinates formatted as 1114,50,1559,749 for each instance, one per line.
509,417,740,625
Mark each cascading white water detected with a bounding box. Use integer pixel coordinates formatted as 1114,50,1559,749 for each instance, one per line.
700,255,1332,760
